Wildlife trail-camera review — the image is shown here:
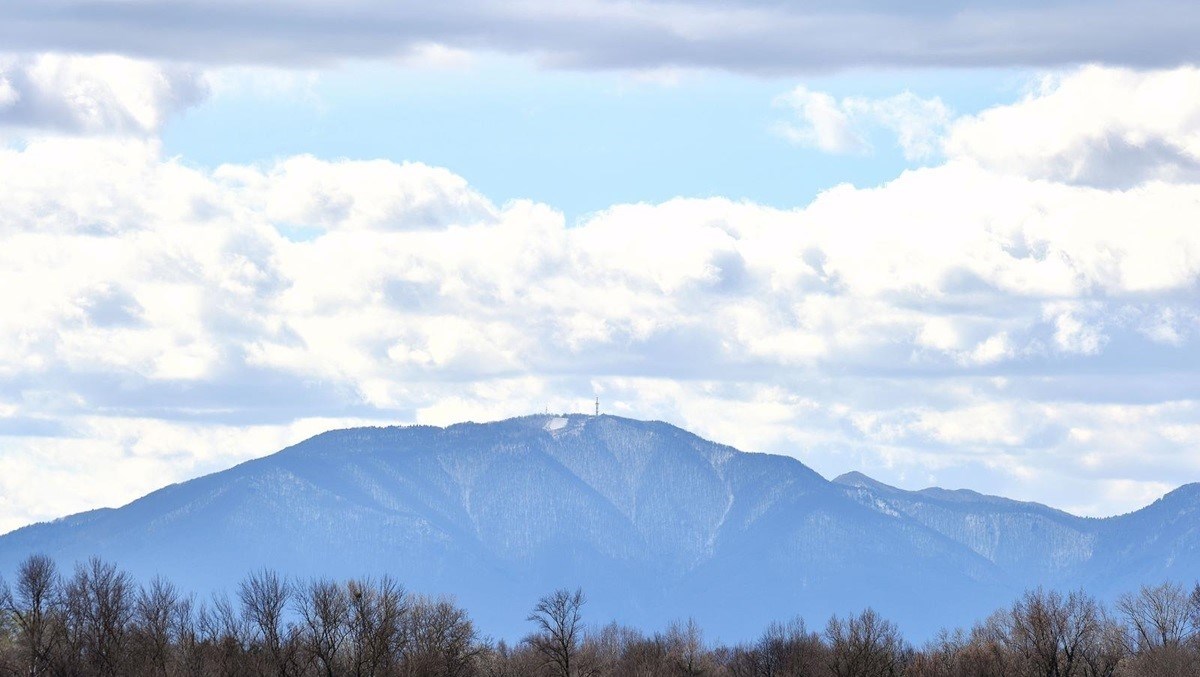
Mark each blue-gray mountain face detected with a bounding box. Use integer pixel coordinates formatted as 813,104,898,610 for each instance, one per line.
0,415,1197,641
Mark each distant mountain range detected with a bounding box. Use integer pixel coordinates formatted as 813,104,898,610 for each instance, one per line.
1,414,1197,641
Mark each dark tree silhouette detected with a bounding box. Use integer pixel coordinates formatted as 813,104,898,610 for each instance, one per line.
527,587,587,677
238,569,295,677
346,576,406,677
403,595,479,676
133,576,182,676
9,553,61,676
296,578,349,677
5,552,1200,676
826,608,906,677
1004,588,1103,677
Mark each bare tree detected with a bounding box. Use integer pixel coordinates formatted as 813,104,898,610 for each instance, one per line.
133,576,183,677
0,574,18,676
583,622,657,676
665,618,709,676
402,595,479,676
346,576,407,677
63,556,137,677
7,554,61,676
1116,581,1199,653
238,569,295,677
296,578,350,677
618,633,668,677
1004,588,1103,677
198,592,249,677
527,588,587,677
169,593,205,677
826,608,906,677
763,616,828,677
905,629,961,677
478,638,527,677
1079,618,1123,677
957,611,1022,677
21,554,1200,677
1107,583,1200,677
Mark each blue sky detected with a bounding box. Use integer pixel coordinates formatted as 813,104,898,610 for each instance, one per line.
163,60,1029,218
1,0,1199,532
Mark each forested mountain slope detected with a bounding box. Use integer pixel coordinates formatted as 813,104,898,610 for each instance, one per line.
1,414,1194,640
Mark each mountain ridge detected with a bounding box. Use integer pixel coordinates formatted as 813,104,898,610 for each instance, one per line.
0,414,1195,641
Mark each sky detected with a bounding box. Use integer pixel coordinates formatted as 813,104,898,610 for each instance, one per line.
1,0,1200,533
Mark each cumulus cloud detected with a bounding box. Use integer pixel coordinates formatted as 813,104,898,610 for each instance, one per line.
776,87,951,160
216,155,499,232
0,53,209,137
1,1,1199,73
774,87,870,155
4,65,1200,529
832,396,1200,514
786,67,1200,179
945,66,1200,188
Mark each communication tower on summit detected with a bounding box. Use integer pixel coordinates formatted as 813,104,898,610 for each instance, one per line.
595,396,600,416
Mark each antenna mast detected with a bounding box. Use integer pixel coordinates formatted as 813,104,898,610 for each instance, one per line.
595,396,599,416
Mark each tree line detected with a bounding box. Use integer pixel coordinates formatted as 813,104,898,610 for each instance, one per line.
1,554,1199,676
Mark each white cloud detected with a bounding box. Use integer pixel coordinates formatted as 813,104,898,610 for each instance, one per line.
784,66,1200,179
775,87,869,155
397,43,477,71
945,66,1200,188
1137,307,1192,345
0,53,209,137
966,333,1015,365
916,318,962,352
1045,303,1108,355
0,74,16,107
913,402,1032,447
851,91,954,161
0,415,382,534
4,65,1200,528
776,87,951,160
216,155,499,232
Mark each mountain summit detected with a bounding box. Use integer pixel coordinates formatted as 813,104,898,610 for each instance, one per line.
0,414,1195,640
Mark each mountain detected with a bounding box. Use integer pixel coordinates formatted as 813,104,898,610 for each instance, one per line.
832,471,1200,600
833,470,1100,582
0,414,1195,641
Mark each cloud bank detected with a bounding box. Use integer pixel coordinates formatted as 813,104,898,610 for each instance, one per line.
946,66,1200,188
1,1,1199,73
0,53,208,137
1,63,1200,531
